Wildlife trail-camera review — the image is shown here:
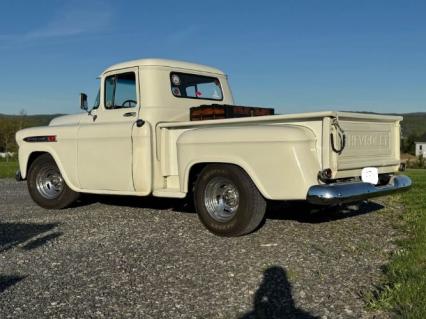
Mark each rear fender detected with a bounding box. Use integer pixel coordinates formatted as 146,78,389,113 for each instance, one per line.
177,125,321,200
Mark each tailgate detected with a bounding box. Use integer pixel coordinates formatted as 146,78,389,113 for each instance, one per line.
328,113,401,177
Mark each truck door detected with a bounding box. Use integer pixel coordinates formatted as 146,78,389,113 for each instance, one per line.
77,67,139,192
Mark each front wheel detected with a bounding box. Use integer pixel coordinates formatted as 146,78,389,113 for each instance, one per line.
194,164,266,236
27,154,79,209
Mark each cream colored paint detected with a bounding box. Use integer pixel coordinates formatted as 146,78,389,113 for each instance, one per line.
16,125,79,189
176,125,320,200
131,121,152,195
15,59,403,201
77,66,140,192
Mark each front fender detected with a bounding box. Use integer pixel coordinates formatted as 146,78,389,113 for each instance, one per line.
16,126,79,191
177,125,321,200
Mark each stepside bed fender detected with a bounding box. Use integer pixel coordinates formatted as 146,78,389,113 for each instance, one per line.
176,125,321,200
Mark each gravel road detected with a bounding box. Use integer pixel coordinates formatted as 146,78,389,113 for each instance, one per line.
0,179,402,318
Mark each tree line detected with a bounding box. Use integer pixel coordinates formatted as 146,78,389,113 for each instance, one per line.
0,110,28,156
0,111,424,158
401,132,426,154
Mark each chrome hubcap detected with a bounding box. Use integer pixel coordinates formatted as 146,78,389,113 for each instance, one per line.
204,177,239,222
36,167,64,199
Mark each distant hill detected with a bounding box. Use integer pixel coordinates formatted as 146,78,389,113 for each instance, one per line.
398,113,426,138
1,111,425,138
0,110,424,155
350,112,426,139
0,113,65,127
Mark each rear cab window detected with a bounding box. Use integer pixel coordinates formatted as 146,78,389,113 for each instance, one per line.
170,72,223,101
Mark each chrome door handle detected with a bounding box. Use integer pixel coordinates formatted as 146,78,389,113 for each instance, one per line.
123,112,136,117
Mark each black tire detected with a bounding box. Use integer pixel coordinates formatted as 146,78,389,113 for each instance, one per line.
194,164,266,236
27,153,79,209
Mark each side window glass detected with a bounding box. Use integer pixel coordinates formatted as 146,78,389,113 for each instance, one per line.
104,72,137,109
115,73,137,107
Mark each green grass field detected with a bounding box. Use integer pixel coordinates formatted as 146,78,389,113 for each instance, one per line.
367,169,426,318
0,159,18,178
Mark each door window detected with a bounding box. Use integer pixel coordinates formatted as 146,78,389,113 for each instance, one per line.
104,72,137,109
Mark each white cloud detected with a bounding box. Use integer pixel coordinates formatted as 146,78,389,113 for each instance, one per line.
167,25,200,43
0,1,112,47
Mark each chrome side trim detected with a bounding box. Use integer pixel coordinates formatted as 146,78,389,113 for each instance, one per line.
307,175,412,205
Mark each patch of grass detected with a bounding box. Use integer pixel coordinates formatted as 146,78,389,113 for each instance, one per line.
0,159,18,178
366,169,426,318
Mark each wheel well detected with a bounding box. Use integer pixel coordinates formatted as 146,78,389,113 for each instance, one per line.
27,152,50,175
187,163,208,193
187,163,253,194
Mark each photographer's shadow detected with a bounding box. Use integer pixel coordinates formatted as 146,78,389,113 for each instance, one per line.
240,266,318,319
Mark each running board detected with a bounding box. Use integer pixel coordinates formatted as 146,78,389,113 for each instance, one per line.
153,188,186,198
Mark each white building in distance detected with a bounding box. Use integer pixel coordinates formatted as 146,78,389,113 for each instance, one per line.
415,141,426,157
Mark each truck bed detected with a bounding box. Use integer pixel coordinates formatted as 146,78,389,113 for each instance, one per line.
158,111,401,180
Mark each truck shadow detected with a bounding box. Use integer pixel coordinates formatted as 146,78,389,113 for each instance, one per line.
239,266,318,319
0,275,26,294
0,222,60,253
265,200,384,224
77,195,383,224
75,194,190,211
0,222,61,294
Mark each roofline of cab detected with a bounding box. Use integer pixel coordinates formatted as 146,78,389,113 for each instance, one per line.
102,58,226,76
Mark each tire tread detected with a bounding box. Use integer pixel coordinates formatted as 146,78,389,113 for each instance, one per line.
194,164,266,236
27,153,79,209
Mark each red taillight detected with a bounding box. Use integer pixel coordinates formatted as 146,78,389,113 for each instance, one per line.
47,135,57,142
323,168,332,179
318,168,333,182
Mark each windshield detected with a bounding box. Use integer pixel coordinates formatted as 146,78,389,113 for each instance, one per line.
93,89,100,109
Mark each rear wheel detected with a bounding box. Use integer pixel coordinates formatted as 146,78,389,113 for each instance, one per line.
27,154,79,209
194,164,266,236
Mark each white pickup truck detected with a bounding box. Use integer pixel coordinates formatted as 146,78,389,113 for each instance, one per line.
16,59,411,236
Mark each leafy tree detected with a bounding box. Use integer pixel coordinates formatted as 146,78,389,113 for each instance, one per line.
402,133,418,155
17,109,27,130
0,118,4,152
0,116,20,161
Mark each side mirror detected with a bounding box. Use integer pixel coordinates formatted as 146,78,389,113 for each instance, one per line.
80,93,88,111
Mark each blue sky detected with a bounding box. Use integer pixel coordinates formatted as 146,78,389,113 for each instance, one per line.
0,0,425,115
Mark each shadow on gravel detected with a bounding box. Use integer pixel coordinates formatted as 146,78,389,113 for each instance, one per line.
21,232,62,250
0,275,26,294
75,194,191,212
265,201,384,224
240,266,318,319
78,195,384,225
0,222,59,252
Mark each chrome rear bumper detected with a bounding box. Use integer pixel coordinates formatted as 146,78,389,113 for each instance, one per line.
307,175,412,205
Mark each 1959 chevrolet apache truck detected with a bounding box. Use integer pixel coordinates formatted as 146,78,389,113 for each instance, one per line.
15,59,412,236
